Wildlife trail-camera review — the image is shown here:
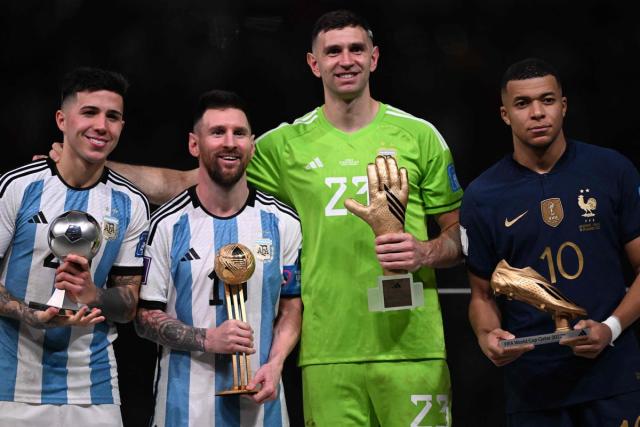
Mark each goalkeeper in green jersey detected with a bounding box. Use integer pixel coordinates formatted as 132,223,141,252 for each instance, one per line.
44,9,464,427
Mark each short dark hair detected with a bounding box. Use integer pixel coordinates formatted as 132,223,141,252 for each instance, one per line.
60,67,129,106
500,58,562,92
193,90,250,129
311,9,373,47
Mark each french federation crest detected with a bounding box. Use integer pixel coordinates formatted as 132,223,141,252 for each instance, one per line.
102,216,119,241
540,198,564,227
255,238,273,262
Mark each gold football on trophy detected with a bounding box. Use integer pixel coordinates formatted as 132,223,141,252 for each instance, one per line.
215,243,255,285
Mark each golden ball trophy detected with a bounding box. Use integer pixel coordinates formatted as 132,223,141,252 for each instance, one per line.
345,155,424,311
214,243,258,396
491,259,590,348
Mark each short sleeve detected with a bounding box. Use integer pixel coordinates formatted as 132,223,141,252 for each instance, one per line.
460,189,498,280
279,211,302,297
139,219,172,305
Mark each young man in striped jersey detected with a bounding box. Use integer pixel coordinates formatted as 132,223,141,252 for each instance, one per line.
49,10,463,426
134,90,302,427
0,68,150,426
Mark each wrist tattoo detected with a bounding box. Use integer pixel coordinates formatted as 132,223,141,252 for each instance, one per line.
90,274,140,323
0,285,61,329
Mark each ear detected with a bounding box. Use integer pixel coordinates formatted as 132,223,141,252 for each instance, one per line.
500,106,511,126
307,52,321,78
249,134,256,159
370,46,380,72
188,132,199,158
561,96,567,117
55,110,65,132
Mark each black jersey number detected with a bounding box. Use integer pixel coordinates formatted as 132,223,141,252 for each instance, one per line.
43,253,60,269
539,241,584,283
208,270,248,306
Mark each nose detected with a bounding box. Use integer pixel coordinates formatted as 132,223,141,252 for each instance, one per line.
222,130,237,147
530,100,545,119
93,113,108,133
338,49,354,67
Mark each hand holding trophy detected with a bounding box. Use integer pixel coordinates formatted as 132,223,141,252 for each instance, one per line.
491,259,589,348
214,243,258,396
45,210,102,311
345,155,424,311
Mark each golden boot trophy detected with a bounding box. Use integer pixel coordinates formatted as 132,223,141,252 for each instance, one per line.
491,259,589,347
214,243,258,395
345,155,424,311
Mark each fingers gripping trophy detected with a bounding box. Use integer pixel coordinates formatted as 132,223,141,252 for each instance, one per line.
492,260,590,348
214,243,258,396
345,156,424,311
45,210,102,311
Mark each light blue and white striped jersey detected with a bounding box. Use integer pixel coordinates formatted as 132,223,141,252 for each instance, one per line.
140,185,301,427
0,159,150,405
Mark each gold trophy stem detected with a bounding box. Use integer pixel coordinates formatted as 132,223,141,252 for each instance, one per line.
231,288,247,390
554,314,571,332
223,284,239,390
238,285,251,383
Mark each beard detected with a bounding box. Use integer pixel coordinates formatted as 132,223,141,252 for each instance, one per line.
203,152,247,188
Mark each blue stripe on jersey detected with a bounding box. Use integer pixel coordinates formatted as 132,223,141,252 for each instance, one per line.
42,189,89,403
166,214,194,427
259,210,283,426
214,217,241,427
1,180,43,399
90,190,132,402
89,323,112,403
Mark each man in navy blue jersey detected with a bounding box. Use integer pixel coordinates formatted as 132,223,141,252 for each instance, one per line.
461,58,640,426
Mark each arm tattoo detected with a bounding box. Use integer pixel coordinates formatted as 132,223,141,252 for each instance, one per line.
135,309,206,352
0,285,64,329
90,274,141,323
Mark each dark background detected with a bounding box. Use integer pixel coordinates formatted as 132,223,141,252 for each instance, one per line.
2,1,639,426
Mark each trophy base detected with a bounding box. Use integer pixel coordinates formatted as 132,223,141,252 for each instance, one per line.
216,387,258,396
500,328,590,348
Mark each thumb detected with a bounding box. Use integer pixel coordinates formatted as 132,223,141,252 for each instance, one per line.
247,368,265,390
344,198,369,220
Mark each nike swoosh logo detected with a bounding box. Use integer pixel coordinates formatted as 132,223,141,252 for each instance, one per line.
504,211,528,227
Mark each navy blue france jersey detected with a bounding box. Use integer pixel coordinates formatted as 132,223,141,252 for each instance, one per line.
460,140,640,413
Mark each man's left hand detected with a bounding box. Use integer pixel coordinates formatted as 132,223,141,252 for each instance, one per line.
560,319,612,359
55,253,98,305
245,362,281,404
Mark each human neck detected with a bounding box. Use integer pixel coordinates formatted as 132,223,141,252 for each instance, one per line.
56,147,105,188
512,133,567,174
322,89,379,133
196,169,250,217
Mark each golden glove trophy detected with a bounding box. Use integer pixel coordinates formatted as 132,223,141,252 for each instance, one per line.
214,243,258,396
345,155,424,311
491,259,590,348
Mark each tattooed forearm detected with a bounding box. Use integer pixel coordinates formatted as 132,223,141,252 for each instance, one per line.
89,274,141,323
0,284,65,329
135,309,206,352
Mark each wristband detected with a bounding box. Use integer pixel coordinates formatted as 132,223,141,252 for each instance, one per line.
602,315,622,345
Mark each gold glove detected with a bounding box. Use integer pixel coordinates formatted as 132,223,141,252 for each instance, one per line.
344,155,409,236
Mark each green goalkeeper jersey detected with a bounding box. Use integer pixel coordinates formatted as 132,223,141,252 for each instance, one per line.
247,103,463,366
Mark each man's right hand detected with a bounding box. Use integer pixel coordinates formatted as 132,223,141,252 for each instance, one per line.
32,142,63,162
205,319,255,354
479,328,533,367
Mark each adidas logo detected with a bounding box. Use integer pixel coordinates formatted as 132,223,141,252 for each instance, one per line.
180,248,200,262
305,157,324,170
28,211,48,224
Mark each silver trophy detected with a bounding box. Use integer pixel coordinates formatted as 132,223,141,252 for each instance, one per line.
45,210,102,310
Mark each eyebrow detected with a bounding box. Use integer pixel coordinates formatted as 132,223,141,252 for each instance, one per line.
79,105,124,119
323,42,366,53
513,91,556,101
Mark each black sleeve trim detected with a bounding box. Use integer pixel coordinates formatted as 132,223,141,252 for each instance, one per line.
138,299,167,311
110,266,144,277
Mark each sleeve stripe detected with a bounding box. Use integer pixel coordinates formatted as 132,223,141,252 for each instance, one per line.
0,161,49,197
385,107,449,151
106,170,151,218
255,191,299,221
138,299,167,311
147,192,191,245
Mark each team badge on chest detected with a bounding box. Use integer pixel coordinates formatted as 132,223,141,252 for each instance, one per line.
540,198,564,227
255,238,273,262
102,215,119,241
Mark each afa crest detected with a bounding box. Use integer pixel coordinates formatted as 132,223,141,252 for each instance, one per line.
255,238,273,262
102,216,119,240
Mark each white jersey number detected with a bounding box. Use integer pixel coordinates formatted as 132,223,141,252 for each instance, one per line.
410,394,450,427
324,176,368,217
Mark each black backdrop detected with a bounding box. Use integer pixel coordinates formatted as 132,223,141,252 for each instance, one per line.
1,1,639,426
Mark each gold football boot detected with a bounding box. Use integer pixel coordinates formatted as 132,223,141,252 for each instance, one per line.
491,259,587,331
